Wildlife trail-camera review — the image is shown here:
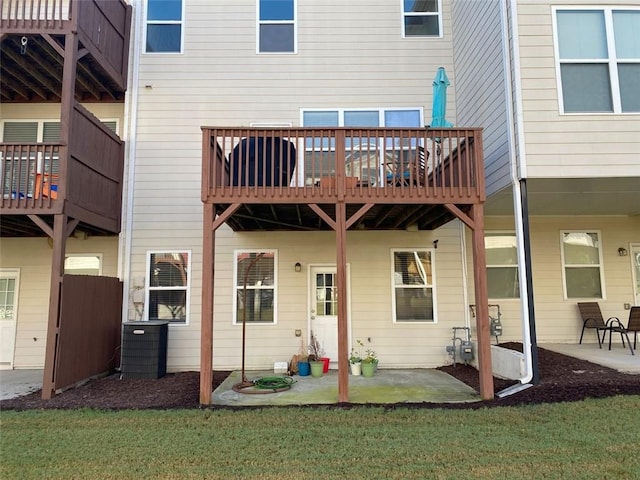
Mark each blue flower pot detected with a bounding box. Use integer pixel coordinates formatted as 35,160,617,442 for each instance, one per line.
297,361,310,376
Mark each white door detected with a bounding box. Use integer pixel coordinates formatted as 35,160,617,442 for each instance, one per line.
309,266,350,367
0,270,20,370
631,244,640,306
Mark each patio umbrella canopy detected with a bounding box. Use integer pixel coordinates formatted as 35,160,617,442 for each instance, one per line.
430,67,453,128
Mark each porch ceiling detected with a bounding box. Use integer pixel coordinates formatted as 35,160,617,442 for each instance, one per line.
0,214,116,237
485,177,640,217
216,203,462,232
1,34,125,103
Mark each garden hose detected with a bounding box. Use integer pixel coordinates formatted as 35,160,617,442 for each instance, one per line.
232,375,296,394
253,376,296,390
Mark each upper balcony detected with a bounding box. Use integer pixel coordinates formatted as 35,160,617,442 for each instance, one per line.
1,0,131,102
1,102,124,236
202,127,484,232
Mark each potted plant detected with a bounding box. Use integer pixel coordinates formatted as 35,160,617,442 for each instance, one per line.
361,347,377,377
292,337,310,376
308,331,326,378
349,339,364,375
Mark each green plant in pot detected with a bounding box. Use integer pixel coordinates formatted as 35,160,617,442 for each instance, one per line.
361,347,377,377
349,339,364,376
308,331,326,378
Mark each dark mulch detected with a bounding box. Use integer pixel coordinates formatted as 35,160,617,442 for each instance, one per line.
1,343,638,411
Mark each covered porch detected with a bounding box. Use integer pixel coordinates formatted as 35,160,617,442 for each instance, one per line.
200,126,493,404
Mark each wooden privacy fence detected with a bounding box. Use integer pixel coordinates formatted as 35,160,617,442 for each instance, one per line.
53,274,122,392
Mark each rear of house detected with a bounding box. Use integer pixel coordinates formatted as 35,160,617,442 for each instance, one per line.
123,0,495,403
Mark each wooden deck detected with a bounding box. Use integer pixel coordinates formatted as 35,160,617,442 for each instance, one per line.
202,127,485,231
200,127,495,405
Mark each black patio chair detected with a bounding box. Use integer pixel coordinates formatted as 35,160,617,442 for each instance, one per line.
577,302,619,348
605,306,640,355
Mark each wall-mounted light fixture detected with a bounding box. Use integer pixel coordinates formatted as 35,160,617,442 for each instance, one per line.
294,262,302,272
433,239,439,249
618,247,628,257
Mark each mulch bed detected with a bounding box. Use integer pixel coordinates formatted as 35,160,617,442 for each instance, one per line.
2,342,638,411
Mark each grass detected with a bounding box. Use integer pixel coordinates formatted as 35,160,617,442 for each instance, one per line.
2,396,640,479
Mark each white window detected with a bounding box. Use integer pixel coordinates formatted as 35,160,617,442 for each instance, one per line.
145,0,183,53
301,108,423,186
146,251,190,324
64,254,102,275
485,233,519,299
233,250,277,324
391,249,436,323
402,0,442,38
561,232,605,299
258,0,296,53
554,8,640,113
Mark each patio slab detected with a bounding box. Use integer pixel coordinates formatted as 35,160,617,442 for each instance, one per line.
0,369,43,400
212,369,480,406
540,343,640,374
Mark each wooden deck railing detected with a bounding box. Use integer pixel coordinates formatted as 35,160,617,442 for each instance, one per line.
202,127,484,204
1,103,124,226
1,0,71,29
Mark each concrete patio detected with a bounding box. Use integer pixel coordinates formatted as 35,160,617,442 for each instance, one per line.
212,368,480,406
540,342,639,374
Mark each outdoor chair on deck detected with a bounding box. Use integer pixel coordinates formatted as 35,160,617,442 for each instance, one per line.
385,146,427,186
577,302,619,348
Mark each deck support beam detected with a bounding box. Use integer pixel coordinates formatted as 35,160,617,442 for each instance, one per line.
335,202,349,402
200,203,217,405
469,203,493,400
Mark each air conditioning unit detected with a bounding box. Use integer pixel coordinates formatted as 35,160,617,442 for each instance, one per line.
121,321,169,379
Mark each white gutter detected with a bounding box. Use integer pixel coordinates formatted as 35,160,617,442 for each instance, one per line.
459,221,471,330
118,0,143,323
500,0,535,389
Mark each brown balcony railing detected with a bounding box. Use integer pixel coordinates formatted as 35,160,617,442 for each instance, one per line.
202,127,484,205
0,143,62,209
1,0,70,29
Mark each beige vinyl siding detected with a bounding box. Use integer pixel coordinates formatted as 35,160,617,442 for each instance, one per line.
203,224,468,371
515,1,640,178
451,0,511,197
473,215,640,346
130,1,462,370
0,238,119,368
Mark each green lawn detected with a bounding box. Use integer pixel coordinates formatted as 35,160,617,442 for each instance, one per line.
2,396,639,479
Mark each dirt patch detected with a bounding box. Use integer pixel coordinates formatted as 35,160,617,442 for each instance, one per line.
1,343,638,410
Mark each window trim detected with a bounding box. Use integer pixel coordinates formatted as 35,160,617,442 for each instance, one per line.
401,0,443,39
552,6,640,115
390,248,437,324
257,0,297,54
300,107,425,127
145,250,191,325
560,230,606,300
485,231,520,300
233,249,278,325
144,0,185,54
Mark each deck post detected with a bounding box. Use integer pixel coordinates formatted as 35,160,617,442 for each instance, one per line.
470,203,494,400
42,214,68,399
200,203,215,405
336,201,349,403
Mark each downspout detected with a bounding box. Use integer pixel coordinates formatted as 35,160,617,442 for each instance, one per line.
460,222,471,330
119,0,143,322
498,0,539,395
